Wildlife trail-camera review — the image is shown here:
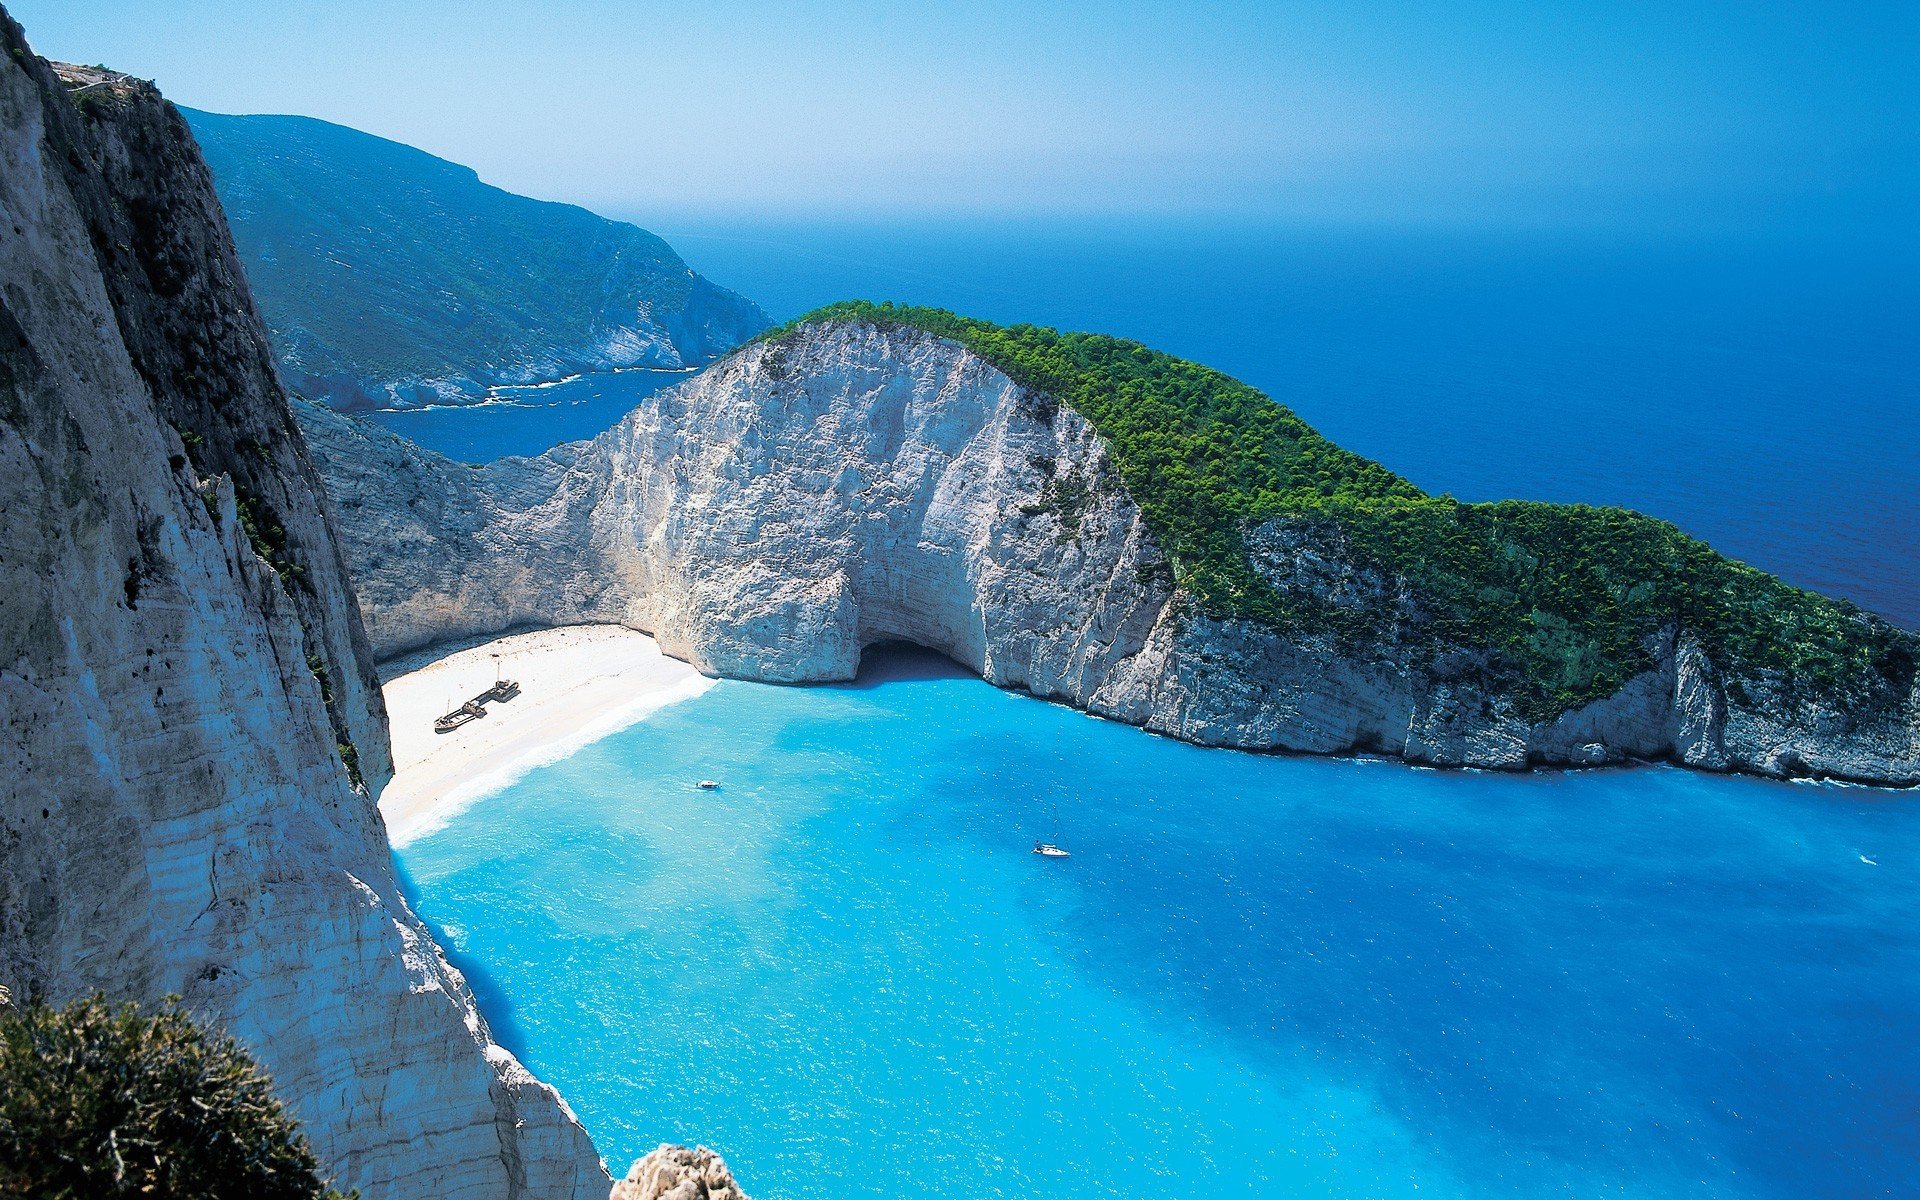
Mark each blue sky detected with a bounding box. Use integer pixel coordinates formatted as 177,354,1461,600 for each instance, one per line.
13,1,1915,229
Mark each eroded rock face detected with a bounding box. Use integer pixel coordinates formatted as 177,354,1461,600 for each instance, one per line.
611,1146,750,1200
303,319,1919,785
0,18,606,1197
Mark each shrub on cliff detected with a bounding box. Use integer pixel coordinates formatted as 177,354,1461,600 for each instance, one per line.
0,994,352,1199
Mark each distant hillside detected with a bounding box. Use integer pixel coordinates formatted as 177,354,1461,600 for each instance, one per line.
184,109,770,410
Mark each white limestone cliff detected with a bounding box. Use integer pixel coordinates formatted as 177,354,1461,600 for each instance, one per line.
0,22,608,1197
301,321,1920,786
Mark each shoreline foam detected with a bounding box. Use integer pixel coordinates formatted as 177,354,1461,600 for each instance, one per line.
379,624,714,846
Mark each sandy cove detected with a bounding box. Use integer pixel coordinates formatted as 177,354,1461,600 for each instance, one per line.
377,625,714,845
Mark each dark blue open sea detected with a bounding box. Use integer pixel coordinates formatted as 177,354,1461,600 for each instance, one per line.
385,221,1918,1198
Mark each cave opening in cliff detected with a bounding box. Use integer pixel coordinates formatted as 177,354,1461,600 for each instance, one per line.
849,639,976,689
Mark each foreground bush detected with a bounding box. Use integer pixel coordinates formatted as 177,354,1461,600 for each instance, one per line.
0,993,351,1199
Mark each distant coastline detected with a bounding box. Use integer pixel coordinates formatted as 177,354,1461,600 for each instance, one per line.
352,367,700,462
356,363,702,415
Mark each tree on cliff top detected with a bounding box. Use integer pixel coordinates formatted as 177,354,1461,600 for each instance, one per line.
0,993,353,1199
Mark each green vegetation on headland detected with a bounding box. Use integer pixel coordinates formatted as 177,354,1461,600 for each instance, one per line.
0,994,352,1199
769,302,1915,719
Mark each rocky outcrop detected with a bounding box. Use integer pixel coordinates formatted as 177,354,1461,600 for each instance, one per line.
183,108,770,411
611,1146,750,1200
0,19,607,1197
301,320,1920,786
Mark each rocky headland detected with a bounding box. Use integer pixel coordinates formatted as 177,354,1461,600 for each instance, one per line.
302,311,1919,786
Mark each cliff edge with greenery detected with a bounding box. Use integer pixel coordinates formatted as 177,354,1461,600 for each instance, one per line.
766,302,1916,722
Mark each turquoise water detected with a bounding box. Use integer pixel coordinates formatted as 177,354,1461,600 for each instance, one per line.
396,650,1920,1199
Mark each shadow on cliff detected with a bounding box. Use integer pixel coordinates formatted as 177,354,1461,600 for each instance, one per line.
837,640,977,690
390,860,536,1062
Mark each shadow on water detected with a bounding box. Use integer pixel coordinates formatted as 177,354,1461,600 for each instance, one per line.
838,640,977,689
390,855,535,1062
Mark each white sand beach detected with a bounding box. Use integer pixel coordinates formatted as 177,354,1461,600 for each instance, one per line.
378,625,714,846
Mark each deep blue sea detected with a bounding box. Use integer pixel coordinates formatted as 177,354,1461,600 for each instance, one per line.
397,649,1919,1200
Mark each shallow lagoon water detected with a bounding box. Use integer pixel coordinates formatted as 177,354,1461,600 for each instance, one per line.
397,650,1919,1200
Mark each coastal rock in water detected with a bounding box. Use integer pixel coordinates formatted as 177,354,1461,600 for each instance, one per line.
611,1146,750,1200
302,318,1920,788
0,19,606,1197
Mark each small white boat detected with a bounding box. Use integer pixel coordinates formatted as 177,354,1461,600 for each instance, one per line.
1033,841,1070,858
697,780,720,791
1861,855,1879,866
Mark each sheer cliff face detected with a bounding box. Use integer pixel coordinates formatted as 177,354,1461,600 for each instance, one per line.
302,321,1920,786
0,21,606,1198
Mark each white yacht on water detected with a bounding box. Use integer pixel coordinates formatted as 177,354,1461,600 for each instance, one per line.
1033,804,1070,857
